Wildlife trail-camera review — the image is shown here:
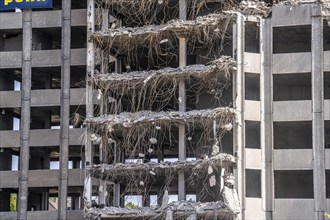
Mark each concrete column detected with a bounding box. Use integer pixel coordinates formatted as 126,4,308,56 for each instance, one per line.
18,9,32,220
178,0,187,202
43,149,50,169
85,0,95,208
233,13,245,219
99,39,106,206
58,0,71,219
260,18,274,220
42,190,49,211
72,195,80,210
311,5,326,220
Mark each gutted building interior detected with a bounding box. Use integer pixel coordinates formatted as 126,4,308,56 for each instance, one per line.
0,0,329,219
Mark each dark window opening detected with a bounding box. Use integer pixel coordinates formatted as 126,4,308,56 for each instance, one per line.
274,170,313,198
246,169,261,198
273,73,311,101
245,73,260,101
245,121,260,149
273,25,311,53
274,121,312,149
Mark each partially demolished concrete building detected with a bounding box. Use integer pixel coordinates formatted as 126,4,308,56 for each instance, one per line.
0,0,330,220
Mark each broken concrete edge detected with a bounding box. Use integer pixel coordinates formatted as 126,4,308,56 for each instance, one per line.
84,107,236,126
88,153,236,178
90,56,235,84
94,0,271,22
84,189,240,219
92,13,232,38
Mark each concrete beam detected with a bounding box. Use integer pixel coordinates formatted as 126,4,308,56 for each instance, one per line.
273,100,312,121
0,169,84,188
273,149,313,170
0,49,86,69
0,128,85,148
273,199,314,220
245,149,262,169
244,100,261,121
0,210,83,220
273,52,311,74
244,53,261,73
0,9,86,30
272,4,312,27
0,88,86,108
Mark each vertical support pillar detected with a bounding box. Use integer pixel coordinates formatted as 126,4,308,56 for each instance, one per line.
233,13,245,220
178,0,187,202
260,18,274,220
312,5,326,220
98,7,109,207
58,0,71,219
18,9,32,220
85,0,95,208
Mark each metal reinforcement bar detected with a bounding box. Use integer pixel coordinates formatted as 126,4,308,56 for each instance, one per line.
58,0,71,219
18,9,32,220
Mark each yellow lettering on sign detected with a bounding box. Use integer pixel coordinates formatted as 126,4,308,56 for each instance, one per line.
4,0,13,6
4,0,48,6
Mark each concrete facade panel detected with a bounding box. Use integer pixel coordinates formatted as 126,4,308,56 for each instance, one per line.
273,199,314,219
325,100,330,120
0,128,84,148
31,90,61,106
71,48,87,66
325,51,330,72
70,88,86,105
274,149,313,170
0,52,22,68
0,210,82,219
71,9,87,27
32,10,86,28
0,49,86,68
0,171,18,188
273,53,311,73
0,89,86,108
244,52,261,73
32,50,61,67
272,5,311,27
326,149,330,170
0,170,83,188
273,100,312,121
245,198,263,219
0,91,20,108
32,11,61,28
244,100,260,121
0,12,22,30
0,130,20,148
245,149,261,169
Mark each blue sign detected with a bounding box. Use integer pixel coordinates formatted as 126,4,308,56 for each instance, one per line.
0,0,53,11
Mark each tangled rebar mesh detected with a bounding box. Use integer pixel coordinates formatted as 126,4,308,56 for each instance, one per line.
92,12,234,69
85,107,236,160
94,0,243,27
84,1,243,218
91,56,235,114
